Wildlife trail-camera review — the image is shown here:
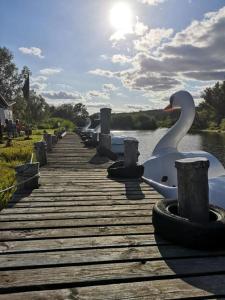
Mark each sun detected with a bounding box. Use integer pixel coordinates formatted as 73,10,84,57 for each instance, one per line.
110,2,133,33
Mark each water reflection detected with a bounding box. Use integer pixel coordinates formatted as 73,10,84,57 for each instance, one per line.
112,129,225,166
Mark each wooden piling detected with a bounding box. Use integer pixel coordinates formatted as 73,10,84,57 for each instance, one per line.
44,133,52,152
34,141,47,166
175,157,210,224
124,138,139,167
15,162,40,191
99,133,111,151
100,108,111,134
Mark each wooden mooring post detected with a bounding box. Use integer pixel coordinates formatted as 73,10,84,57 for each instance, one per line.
51,134,58,145
124,138,139,167
175,157,210,224
99,108,111,150
15,162,40,191
34,141,47,166
44,133,52,152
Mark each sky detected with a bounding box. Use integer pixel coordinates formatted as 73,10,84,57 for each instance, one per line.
1,0,225,113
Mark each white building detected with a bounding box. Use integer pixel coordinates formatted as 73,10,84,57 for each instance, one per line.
0,94,13,124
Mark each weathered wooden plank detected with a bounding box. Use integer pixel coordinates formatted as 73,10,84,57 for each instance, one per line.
39,182,146,186
11,194,162,202
22,190,156,195
2,204,153,214
0,234,168,253
0,275,223,299
11,199,156,208
0,224,153,240
1,257,225,292
1,245,225,270
14,192,157,199
0,215,152,230
35,187,151,192
33,182,154,193
0,210,151,221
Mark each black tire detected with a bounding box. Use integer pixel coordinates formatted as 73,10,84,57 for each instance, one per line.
107,161,144,178
153,199,225,249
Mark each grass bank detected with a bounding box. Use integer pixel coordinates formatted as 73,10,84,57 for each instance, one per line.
0,129,53,208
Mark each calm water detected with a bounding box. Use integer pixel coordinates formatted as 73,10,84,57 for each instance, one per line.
112,129,225,166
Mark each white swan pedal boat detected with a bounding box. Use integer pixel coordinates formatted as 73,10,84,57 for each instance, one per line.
143,90,225,209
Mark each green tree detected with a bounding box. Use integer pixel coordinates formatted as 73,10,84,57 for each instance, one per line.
111,114,134,129
52,104,75,121
201,81,225,125
73,103,89,126
28,91,50,124
51,103,89,126
0,47,22,100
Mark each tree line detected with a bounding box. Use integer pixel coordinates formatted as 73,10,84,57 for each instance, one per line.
111,82,225,131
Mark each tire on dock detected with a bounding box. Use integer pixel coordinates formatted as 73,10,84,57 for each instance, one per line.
153,199,225,249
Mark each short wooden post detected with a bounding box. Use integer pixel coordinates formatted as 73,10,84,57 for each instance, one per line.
100,108,111,134
99,133,111,151
16,162,40,191
43,133,52,152
175,157,210,224
34,141,47,166
52,135,57,145
124,138,139,167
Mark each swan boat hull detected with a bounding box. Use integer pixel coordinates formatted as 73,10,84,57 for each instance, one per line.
143,150,225,208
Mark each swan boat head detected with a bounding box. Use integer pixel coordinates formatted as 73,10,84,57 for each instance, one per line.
153,90,195,156
143,90,195,193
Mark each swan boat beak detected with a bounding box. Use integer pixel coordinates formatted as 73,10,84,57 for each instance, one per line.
164,103,174,112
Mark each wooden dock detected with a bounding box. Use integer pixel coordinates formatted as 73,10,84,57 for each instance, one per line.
1,133,225,299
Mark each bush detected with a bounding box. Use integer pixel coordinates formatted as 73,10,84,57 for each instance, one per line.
37,117,75,131
0,146,32,162
0,164,16,208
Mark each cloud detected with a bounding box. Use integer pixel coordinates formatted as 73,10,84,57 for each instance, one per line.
32,76,48,82
86,102,112,108
41,91,83,100
134,28,173,52
88,69,114,77
138,0,167,5
134,21,148,36
40,68,62,76
125,104,151,110
31,82,47,91
103,83,117,91
109,31,127,42
86,90,110,100
183,71,225,81
111,54,131,65
19,47,44,58
93,6,225,97
31,76,48,91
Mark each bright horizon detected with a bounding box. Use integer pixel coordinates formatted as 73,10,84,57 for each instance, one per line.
1,0,225,114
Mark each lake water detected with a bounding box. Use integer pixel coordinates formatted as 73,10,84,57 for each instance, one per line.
112,129,225,166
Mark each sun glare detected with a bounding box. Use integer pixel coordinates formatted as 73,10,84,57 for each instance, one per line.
110,2,133,33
